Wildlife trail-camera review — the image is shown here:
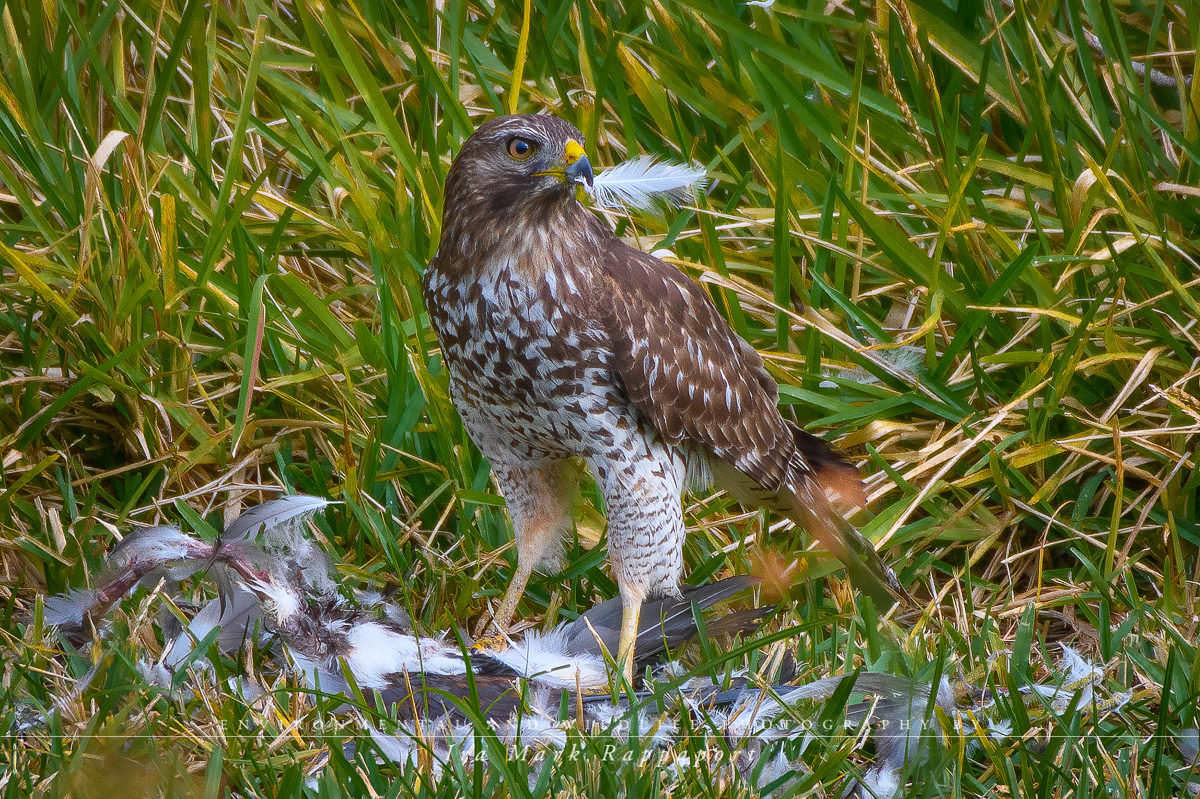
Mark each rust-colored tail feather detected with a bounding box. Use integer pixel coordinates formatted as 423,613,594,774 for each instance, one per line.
791,425,868,509
788,425,898,608
788,491,899,609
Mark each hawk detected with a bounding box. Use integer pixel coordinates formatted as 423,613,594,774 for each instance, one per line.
423,114,897,682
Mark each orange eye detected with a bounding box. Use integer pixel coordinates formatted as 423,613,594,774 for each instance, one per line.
506,137,537,160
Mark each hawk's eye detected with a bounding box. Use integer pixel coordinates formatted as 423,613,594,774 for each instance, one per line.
506,137,537,160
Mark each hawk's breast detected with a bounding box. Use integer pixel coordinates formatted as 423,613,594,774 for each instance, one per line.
424,257,631,461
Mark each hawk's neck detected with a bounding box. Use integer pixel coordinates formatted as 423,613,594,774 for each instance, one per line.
434,195,611,284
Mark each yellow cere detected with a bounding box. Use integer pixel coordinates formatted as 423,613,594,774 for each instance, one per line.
564,139,585,165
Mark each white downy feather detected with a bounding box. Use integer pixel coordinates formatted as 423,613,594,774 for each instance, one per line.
588,156,707,211
494,627,609,689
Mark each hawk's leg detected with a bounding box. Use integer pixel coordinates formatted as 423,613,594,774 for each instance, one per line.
477,459,579,637
616,584,644,687
485,556,534,639
591,436,687,684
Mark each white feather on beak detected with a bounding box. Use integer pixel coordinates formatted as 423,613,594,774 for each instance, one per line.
587,156,708,211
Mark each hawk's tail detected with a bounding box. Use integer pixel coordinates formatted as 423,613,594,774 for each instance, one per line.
788,425,900,609
788,494,901,609
790,425,868,509
707,426,900,608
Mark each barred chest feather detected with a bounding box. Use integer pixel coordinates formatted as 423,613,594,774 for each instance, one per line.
424,257,634,462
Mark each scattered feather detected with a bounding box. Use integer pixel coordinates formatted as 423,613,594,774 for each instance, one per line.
108,525,215,585
223,495,335,594
44,562,164,646
31,492,1137,794
43,588,102,632
1180,727,1198,764
109,525,209,568
223,494,331,543
588,156,707,211
987,719,1014,740
1019,644,1103,710
820,345,925,389
160,588,264,671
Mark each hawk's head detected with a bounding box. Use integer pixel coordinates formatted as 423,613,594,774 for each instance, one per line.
441,114,594,241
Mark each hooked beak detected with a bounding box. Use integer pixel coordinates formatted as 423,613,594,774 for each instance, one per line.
562,139,594,188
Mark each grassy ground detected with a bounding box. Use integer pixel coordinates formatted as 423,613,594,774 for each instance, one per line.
1,0,1198,795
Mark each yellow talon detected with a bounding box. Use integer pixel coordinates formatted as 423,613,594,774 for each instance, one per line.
472,630,511,652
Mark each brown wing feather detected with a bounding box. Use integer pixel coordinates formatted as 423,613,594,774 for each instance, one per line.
598,245,796,493
596,245,895,605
